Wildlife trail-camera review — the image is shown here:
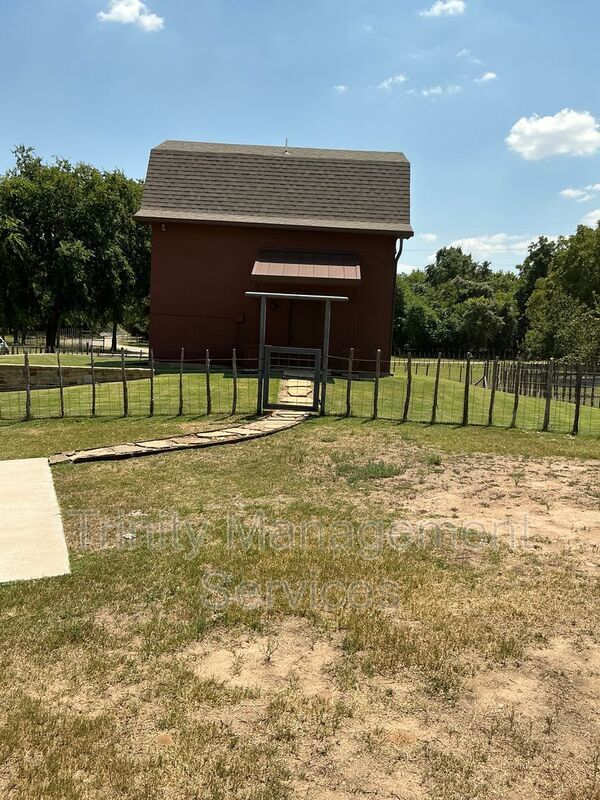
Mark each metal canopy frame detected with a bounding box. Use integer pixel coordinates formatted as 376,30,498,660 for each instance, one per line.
245,291,349,415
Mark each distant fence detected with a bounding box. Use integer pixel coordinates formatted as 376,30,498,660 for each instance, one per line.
4,329,147,357
0,349,599,437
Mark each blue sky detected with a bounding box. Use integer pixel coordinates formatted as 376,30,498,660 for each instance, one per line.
1,0,600,271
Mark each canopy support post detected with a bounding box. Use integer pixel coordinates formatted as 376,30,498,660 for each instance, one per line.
256,295,267,415
320,300,331,416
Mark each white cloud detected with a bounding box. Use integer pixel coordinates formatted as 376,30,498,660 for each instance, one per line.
506,109,600,160
560,187,593,202
378,74,408,91
419,233,438,242
420,0,466,17
457,48,483,64
449,234,541,258
97,0,164,32
581,209,600,226
333,84,349,94
421,84,461,97
475,71,497,83
585,183,600,191
560,188,587,199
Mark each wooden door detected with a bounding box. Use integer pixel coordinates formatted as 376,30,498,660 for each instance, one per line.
288,300,324,350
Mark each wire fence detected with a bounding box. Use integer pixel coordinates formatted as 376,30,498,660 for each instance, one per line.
4,328,147,357
326,352,600,436
1,348,599,437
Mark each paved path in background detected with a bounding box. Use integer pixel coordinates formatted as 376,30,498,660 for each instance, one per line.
0,458,70,584
49,409,308,466
278,377,315,407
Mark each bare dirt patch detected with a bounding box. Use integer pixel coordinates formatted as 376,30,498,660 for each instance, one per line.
328,440,600,560
187,618,339,696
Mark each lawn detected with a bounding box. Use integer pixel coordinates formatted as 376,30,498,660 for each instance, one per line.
0,417,599,799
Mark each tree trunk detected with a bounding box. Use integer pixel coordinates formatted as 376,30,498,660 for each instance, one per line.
111,320,118,352
45,319,60,352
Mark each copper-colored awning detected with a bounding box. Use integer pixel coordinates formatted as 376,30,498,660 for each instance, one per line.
251,250,361,285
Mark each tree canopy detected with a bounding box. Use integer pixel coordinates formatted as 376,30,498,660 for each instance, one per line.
395,223,600,361
394,247,518,354
0,146,150,349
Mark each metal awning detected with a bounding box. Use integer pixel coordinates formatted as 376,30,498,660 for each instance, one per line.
251,250,361,285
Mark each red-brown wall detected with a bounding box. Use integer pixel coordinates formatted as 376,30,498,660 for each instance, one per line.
149,222,398,368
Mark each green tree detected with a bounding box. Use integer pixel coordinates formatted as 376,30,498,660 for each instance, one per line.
525,224,600,362
0,146,150,350
0,216,30,340
515,236,557,339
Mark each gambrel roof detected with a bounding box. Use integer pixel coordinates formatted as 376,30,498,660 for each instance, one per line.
135,140,412,236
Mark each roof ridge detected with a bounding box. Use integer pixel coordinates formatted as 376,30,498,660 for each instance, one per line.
155,140,408,163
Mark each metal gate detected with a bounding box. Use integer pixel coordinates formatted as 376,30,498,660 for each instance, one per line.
262,345,322,412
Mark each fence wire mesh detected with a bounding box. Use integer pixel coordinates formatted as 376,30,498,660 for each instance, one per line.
1,350,599,437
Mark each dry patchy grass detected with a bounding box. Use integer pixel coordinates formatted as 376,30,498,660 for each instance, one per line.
0,419,599,798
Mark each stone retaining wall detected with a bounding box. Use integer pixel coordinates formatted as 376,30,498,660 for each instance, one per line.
0,364,152,392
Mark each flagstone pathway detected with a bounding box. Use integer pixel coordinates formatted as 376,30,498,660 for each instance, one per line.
48,409,308,466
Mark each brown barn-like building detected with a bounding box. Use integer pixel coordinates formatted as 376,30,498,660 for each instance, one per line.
135,141,412,366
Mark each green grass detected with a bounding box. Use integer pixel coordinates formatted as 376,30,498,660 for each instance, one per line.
1,412,599,462
0,371,260,422
1,353,95,366
333,456,401,485
325,371,600,436
0,415,254,460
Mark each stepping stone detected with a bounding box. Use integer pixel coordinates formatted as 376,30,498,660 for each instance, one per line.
137,439,182,449
111,444,145,456
170,435,211,446
196,430,240,439
70,447,118,462
48,453,71,466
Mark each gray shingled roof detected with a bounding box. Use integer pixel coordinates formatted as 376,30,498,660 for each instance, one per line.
135,140,412,236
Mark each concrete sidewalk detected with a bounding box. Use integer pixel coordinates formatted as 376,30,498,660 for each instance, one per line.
0,458,70,584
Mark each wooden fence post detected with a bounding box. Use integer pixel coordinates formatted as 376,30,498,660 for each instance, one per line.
402,351,412,423
178,347,184,416
90,347,97,417
206,349,212,415
345,348,354,418
510,358,522,428
231,348,238,416
57,350,65,418
149,348,155,417
24,351,32,421
372,349,381,419
572,363,583,436
462,352,472,426
430,352,442,425
121,349,129,417
542,358,554,432
487,356,499,427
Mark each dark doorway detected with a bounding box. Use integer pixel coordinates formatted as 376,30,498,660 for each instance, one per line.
288,300,324,349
